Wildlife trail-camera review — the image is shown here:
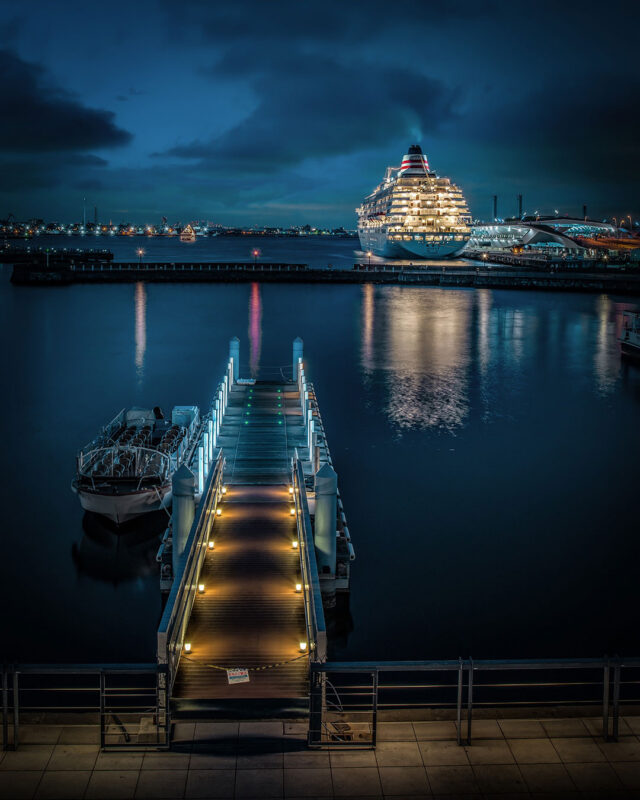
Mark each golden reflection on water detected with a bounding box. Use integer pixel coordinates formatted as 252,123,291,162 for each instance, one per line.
594,295,623,395
248,282,262,378
134,281,146,383
365,288,472,431
361,283,374,374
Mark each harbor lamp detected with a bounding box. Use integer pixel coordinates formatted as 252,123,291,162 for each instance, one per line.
137,248,144,265
367,250,372,267
252,248,260,265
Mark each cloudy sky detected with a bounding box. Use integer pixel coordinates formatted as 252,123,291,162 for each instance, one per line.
1,0,638,226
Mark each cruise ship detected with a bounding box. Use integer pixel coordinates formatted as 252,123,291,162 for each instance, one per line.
357,145,471,259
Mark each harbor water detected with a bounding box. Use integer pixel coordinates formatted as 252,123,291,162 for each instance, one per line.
1,236,639,664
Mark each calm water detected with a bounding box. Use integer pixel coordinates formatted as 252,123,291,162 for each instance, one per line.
1,237,639,664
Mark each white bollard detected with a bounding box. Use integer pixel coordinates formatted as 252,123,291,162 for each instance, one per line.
307,419,315,456
203,431,209,474
212,410,218,447
292,337,303,381
198,445,204,494
208,419,214,460
229,337,240,381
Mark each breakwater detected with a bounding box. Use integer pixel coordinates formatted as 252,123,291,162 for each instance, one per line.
10,258,640,294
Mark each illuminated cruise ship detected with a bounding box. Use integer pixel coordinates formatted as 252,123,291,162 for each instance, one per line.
357,145,472,259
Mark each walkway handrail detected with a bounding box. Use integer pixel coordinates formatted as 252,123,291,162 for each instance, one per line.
292,453,327,662
157,451,225,687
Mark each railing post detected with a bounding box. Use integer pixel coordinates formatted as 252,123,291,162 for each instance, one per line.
293,337,303,381
612,659,621,742
2,668,10,751
467,658,473,746
229,337,240,381
308,669,323,747
203,432,209,474
457,658,463,746
603,658,610,741
12,672,18,750
371,670,379,748
99,671,105,749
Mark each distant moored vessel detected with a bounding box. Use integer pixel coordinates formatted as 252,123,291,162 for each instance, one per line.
357,144,471,259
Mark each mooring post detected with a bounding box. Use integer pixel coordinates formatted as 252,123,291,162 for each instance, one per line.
292,337,303,381
230,336,240,382
172,465,195,579
314,463,337,577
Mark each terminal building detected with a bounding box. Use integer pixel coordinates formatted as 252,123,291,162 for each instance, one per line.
467,217,620,255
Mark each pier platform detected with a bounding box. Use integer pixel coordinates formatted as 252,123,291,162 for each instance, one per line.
171,382,309,712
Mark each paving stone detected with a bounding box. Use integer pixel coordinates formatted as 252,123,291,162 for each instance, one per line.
35,769,91,799
57,726,100,744
172,723,196,744
564,761,624,792
464,740,514,765
519,762,575,793
507,738,560,764
284,723,308,736
185,768,236,798
85,769,140,799
375,741,423,766
94,752,144,771
426,765,480,794
47,744,99,771
235,767,283,797
541,719,589,738
17,726,62,745
284,767,333,796
0,745,53,771
134,768,188,798
237,750,284,769
471,764,527,794
283,748,330,768
498,720,546,739
238,722,284,739
329,750,377,768
331,766,382,796
623,717,640,735
141,751,191,770
189,748,237,770
597,736,640,762
194,722,239,743
467,720,503,740
0,770,43,798
419,740,469,766
550,737,606,763
377,723,416,742
412,721,458,741
378,765,429,795
612,762,640,790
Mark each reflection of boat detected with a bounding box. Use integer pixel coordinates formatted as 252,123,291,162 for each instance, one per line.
72,405,201,524
356,144,471,259
619,311,640,359
71,511,165,584
180,224,196,242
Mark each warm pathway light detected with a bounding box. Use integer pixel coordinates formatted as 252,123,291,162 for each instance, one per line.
198,583,205,594
292,540,298,549
299,641,307,652
216,508,222,517
288,485,294,495
222,486,227,495
184,642,192,653
208,541,215,550
295,583,302,593
289,507,296,516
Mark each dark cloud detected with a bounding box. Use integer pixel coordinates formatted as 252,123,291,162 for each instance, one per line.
160,53,458,177
0,49,132,154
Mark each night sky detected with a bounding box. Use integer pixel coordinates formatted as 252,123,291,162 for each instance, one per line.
1,0,638,226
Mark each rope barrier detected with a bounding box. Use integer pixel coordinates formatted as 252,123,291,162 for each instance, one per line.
180,653,309,672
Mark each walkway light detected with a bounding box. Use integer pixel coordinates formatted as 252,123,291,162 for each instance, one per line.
198,584,205,594
292,540,298,549
299,641,307,652
208,541,215,550
288,485,294,495
184,642,192,653
222,486,227,495
290,507,296,516
216,508,222,517
295,583,302,593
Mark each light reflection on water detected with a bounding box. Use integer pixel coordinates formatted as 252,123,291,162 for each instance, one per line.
134,281,146,385
248,282,262,378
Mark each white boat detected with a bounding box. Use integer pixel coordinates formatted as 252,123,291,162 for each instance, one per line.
180,224,196,242
356,144,471,259
72,406,201,524
619,311,640,360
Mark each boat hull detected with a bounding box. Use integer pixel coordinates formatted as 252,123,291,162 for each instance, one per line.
73,484,172,525
358,228,469,259
620,341,640,360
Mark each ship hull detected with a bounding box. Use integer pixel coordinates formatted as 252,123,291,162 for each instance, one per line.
620,341,640,360
73,483,172,525
358,228,469,259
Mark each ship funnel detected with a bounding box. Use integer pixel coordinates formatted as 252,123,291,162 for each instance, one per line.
400,144,429,175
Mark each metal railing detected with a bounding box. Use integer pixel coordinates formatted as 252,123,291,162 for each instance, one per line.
157,452,225,688
308,657,640,748
291,455,327,663
1,664,167,751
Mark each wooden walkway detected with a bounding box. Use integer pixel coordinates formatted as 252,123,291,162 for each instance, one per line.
171,381,309,710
